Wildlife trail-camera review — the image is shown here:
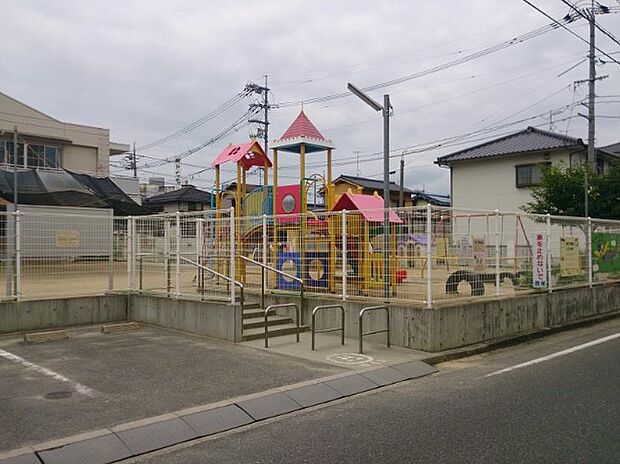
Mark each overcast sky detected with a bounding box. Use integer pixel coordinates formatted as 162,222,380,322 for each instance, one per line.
2,0,619,194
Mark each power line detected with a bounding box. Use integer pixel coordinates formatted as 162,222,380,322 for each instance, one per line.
521,0,620,65
273,15,588,109
138,109,257,170
135,91,250,152
558,0,620,47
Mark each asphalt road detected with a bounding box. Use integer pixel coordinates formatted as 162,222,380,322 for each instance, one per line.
132,319,620,464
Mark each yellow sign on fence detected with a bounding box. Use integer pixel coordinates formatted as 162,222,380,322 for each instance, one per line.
560,236,580,277
473,237,486,272
55,229,80,248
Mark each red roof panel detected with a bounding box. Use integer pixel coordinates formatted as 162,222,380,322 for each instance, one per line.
279,111,327,142
211,141,272,169
332,192,402,223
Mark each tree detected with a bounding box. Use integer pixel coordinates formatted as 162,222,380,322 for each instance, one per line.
523,161,620,220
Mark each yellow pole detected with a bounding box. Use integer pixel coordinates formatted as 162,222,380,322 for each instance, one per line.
326,148,332,209
300,144,306,286
242,167,247,206
215,165,221,210
236,164,242,280
327,148,335,291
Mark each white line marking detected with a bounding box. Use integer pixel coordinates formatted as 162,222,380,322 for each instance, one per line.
484,332,620,378
0,348,97,397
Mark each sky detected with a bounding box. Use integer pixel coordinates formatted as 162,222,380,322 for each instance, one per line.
1,0,619,195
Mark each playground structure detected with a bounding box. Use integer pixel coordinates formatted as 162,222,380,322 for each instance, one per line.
206,110,404,298
182,109,599,305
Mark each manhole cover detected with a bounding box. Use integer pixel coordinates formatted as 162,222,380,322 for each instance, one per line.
326,353,374,365
44,391,73,400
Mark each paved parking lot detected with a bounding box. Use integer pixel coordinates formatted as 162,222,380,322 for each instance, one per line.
0,325,344,451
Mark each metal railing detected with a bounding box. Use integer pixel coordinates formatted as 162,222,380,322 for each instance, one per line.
358,305,390,354
239,254,304,310
263,303,300,348
180,256,244,306
311,304,345,351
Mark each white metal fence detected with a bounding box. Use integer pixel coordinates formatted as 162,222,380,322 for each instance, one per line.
2,206,619,305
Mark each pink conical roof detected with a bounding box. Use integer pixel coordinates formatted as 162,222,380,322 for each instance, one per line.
279,110,327,142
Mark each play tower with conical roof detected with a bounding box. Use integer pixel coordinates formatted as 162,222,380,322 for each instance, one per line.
270,110,336,291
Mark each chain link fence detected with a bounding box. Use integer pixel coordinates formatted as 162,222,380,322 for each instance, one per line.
1,206,619,304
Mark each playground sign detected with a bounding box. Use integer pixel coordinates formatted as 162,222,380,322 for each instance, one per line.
592,232,620,273
533,233,547,288
559,236,580,277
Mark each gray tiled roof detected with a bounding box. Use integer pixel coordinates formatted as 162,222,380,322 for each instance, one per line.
435,127,584,165
335,175,415,195
603,142,620,155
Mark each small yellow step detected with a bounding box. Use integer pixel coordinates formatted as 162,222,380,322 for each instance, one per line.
101,322,140,334
23,330,68,344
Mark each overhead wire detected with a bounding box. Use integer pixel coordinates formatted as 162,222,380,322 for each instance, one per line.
273,14,588,108
521,0,620,65
135,90,251,152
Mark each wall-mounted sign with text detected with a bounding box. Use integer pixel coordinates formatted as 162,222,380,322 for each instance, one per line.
533,232,547,288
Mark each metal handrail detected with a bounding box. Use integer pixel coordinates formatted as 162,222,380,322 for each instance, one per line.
180,256,244,305
358,305,390,354
263,303,300,348
311,305,345,351
239,254,304,311
239,255,302,283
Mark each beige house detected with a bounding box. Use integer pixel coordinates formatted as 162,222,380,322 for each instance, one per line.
0,91,128,176
435,126,618,213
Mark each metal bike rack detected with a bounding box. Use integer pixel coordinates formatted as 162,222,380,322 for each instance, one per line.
311,304,345,351
264,303,300,348
358,305,390,354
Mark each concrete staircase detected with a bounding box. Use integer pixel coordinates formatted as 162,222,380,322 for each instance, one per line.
241,301,308,342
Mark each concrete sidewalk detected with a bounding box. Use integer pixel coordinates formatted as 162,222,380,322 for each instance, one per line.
243,331,431,369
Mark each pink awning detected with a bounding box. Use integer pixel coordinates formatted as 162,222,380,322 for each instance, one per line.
211,141,272,169
332,192,403,223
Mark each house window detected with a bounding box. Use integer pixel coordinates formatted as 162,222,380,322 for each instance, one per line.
2,141,24,166
515,163,549,188
0,141,60,169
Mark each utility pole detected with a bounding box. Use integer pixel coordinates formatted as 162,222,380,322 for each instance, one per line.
175,158,181,187
584,0,597,218
399,152,405,208
247,76,270,154
132,142,137,178
587,0,596,174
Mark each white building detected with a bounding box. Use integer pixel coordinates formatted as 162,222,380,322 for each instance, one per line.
435,126,618,213
0,91,128,176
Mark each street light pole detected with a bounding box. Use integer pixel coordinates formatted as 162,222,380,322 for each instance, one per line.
382,94,391,299
347,83,392,299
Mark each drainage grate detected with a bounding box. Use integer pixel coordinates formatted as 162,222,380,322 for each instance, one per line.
44,390,73,400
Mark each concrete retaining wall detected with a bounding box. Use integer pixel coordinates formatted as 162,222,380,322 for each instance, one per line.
1,283,618,352
416,283,620,351
128,295,242,342
263,283,620,352
0,295,127,334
